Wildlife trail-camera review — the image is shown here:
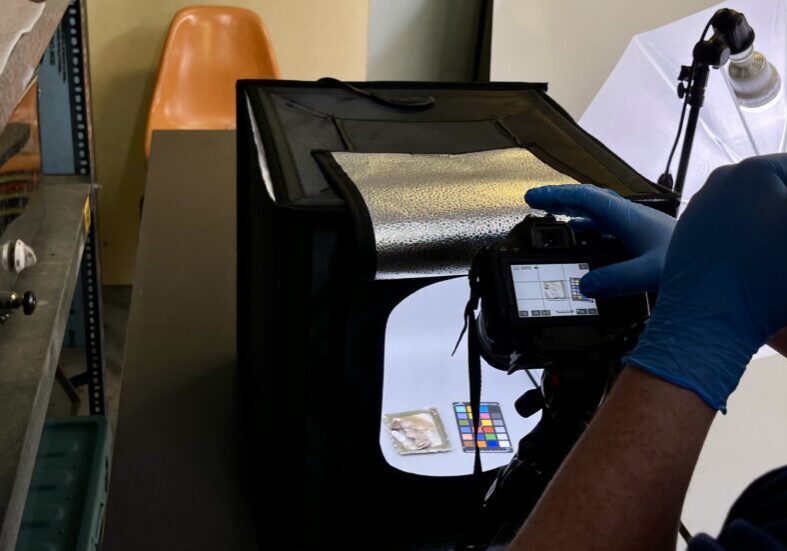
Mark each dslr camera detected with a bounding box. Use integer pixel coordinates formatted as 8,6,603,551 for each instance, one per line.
472,214,650,372
459,214,651,547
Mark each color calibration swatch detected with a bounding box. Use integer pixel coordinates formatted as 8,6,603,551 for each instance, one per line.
452,402,513,453
570,277,593,302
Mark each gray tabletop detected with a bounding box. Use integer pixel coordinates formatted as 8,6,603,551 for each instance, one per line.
103,131,258,550
0,182,90,551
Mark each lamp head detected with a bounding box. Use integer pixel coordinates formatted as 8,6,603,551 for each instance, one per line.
710,8,755,55
709,8,782,109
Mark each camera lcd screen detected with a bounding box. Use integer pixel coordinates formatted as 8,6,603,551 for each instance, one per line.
510,263,598,318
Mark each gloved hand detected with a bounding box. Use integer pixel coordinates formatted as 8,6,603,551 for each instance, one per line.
625,155,787,412
525,184,676,297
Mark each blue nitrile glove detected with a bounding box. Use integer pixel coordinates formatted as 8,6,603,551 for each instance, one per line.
626,155,787,412
525,184,676,297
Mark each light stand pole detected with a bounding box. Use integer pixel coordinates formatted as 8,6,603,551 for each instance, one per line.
660,8,756,202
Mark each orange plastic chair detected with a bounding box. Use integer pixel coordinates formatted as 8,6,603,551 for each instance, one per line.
1,82,41,174
145,6,280,158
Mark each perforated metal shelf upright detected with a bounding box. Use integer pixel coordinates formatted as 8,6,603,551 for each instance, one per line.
0,0,107,548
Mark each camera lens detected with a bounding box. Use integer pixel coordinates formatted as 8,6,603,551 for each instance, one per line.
475,312,512,371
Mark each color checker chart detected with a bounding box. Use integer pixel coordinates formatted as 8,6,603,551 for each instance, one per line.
452,402,514,453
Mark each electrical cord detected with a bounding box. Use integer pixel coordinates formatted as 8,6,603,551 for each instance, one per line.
663,61,694,177
663,20,715,178
680,521,693,544
661,19,715,543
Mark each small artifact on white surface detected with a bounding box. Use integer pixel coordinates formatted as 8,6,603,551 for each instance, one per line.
383,408,451,455
543,280,567,300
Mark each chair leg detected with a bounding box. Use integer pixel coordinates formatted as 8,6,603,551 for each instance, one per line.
56,366,82,415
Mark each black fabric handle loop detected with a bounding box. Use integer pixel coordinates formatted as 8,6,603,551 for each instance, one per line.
319,77,436,110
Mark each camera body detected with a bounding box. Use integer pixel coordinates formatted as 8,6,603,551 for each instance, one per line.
473,214,650,370
460,214,655,546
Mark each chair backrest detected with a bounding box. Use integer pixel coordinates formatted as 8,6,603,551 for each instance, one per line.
1,82,41,174
145,6,280,158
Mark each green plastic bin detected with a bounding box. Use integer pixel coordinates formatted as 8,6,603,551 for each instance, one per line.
15,416,112,551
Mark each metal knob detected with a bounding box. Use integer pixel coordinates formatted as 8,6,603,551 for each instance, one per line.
21,291,36,315
0,290,37,315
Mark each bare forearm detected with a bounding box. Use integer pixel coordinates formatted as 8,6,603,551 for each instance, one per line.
510,368,716,551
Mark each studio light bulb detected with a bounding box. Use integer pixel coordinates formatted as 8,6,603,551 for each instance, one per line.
727,45,782,109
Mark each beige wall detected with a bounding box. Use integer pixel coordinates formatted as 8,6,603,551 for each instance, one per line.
368,0,480,81
681,353,787,546
87,0,369,284
491,0,720,118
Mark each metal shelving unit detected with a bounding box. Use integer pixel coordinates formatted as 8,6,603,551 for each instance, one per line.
45,0,107,416
0,0,105,547
0,181,93,550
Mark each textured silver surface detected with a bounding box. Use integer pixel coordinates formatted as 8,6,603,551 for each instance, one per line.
331,148,578,279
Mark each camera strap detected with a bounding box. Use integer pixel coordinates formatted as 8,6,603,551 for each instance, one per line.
467,306,483,476
453,253,485,476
